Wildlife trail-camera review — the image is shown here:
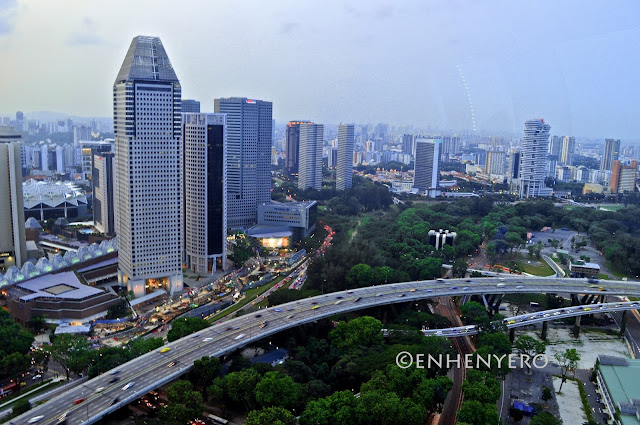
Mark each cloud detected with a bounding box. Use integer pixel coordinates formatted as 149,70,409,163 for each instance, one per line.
0,0,18,35
66,17,104,46
278,21,300,35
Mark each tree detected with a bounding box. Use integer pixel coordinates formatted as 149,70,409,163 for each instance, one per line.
225,368,261,410
47,333,92,379
190,356,222,396
452,258,468,278
514,335,546,372
127,337,164,358
2,353,30,391
299,390,357,425
373,266,395,284
346,264,375,287
457,400,501,425
245,406,297,425
462,370,501,404
106,298,129,319
329,316,384,350
167,317,210,342
255,371,301,410
460,302,490,328
541,386,552,402
12,398,31,416
530,411,562,425
161,380,203,425
555,348,580,392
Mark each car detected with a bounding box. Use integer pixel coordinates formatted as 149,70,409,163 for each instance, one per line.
32,374,42,380
496,283,506,288
95,386,105,392
122,382,135,391
225,326,233,331
192,334,200,338
435,331,443,335
234,334,245,340
109,377,120,383
259,321,268,329
160,347,171,353
335,300,342,305
470,280,478,284
354,297,362,302
553,311,561,316
409,288,416,292
286,314,293,319
56,412,67,424
109,397,120,407
516,285,525,289
398,293,406,297
376,293,383,297
312,305,320,309
508,320,516,325
451,286,458,290
577,306,584,310
167,361,176,368
287,308,294,311
255,314,262,318
347,291,353,294
28,416,44,423
436,278,444,282
584,307,592,311
462,287,470,291
424,288,433,293
110,370,121,375
336,295,344,299
203,337,213,342
274,308,283,312
73,398,85,405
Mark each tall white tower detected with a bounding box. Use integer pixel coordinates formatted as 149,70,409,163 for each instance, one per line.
114,36,183,296
298,123,323,190
413,138,440,196
519,119,552,198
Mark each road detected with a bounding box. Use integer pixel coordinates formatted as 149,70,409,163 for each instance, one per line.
9,276,640,425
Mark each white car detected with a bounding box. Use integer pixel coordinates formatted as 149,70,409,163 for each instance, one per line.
28,416,44,423
203,337,213,342
95,386,105,392
234,334,245,340
122,382,135,391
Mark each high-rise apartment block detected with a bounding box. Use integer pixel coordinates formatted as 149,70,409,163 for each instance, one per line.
336,124,354,191
183,113,227,274
485,151,506,175
181,99,200,113
214,97,272,229
610,160,638,194
519,119,552,198
560,136,575,166
600,139,621,173
298,123,323,190
0,127,26,270
93,152,115,235
413,139,440,195
113,36,183,296
401,134,415,156
285,121,312,178
548,135,562,158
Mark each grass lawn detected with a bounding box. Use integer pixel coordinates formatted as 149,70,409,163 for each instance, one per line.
207,276,284,323
605,261,627,279
520,261,556,276
503,293,551,309
597,204,626,212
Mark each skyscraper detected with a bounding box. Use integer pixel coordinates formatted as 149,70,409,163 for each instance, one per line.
0,126,26,270
285,121,312,178
485,151,506,175
214,97,272,229
181,99,200,113
183,113,227,274
336,124,354,191
519,119,552,198
508,149,521,185
298,123,323,190
560,136,575,166
401,134,415,156
600,139,621,173
413,139,440,195
610,160,638,194
93,152,115,235
548,135,562,158
113,36,183,296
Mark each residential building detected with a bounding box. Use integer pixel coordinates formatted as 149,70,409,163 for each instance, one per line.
183,113,227,275
429,229,456,250
92,152,115,235
413,138,440,195
336,124,354,191
298,123,323,190
181,99,200,113
548,135,562,158
600,138,621,173
401,134,414,156
485,151,505,175
214,97,272,229
285,121,312,178
328,147,338,169
560,136,575,166
519,119,552,198
0,126,26,270
113,36,184,296
610,160,638,194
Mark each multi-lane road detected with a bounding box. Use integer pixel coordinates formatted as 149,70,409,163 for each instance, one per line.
9,276,640,425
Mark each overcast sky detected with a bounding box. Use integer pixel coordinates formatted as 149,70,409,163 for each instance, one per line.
1,0,639,139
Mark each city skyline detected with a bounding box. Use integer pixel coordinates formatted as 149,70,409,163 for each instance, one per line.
1,0,639,140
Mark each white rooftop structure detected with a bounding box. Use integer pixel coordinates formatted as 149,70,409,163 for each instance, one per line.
15,271,103,302
23,180,87,209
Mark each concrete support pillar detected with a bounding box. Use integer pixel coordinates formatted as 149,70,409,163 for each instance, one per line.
541,321,548,341
573,315,581,338
509,327,515,343
621,310,628,336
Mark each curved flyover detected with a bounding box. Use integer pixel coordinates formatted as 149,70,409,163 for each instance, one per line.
10,276,639,425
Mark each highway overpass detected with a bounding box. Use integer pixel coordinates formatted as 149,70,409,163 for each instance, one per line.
9,276,639,425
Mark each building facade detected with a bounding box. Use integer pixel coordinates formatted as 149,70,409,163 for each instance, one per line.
485,151,506,175
113,36,184,296
214,97,272,229
336,124,354,191
600,138,621,173
285,121,312,178
257,200,317,240
92,152,115,235
0,126,26,270
413,138,440,195
610,160,638,194
519,119,552,198
183,113,227,275
560,136,575,166
298,123,323,190
181,99,200,113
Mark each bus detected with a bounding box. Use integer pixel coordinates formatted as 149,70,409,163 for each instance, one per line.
207,414,229,425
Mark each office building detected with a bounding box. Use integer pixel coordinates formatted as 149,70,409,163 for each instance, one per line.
600,138,621,173
285,121,312,177
519,119,552,198
508,150,521,184
214,97,272,229
73,125,92,145
250,200,317,243
441,135,461,160
183,113,227,275
560,136,575,166
610,160,638,194
181,99,200,113
413,139,440,195
336,124,354,191
328,147,338,169
485,151,505,175
298,123,323,190
55,145,64,173
113,36,183,296
548,135,562,158
93,152,115,235
401,134,415,156
0,126,26,270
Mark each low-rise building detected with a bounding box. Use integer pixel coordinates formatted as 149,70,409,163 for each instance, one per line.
597,355,640,425
569,261,600,278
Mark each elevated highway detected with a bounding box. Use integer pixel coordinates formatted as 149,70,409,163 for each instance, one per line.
10,276,639,425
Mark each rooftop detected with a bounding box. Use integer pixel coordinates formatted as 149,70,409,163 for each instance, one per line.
15,271,103,302
23,180,88,209
115,36,178,83
598,355,640,425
